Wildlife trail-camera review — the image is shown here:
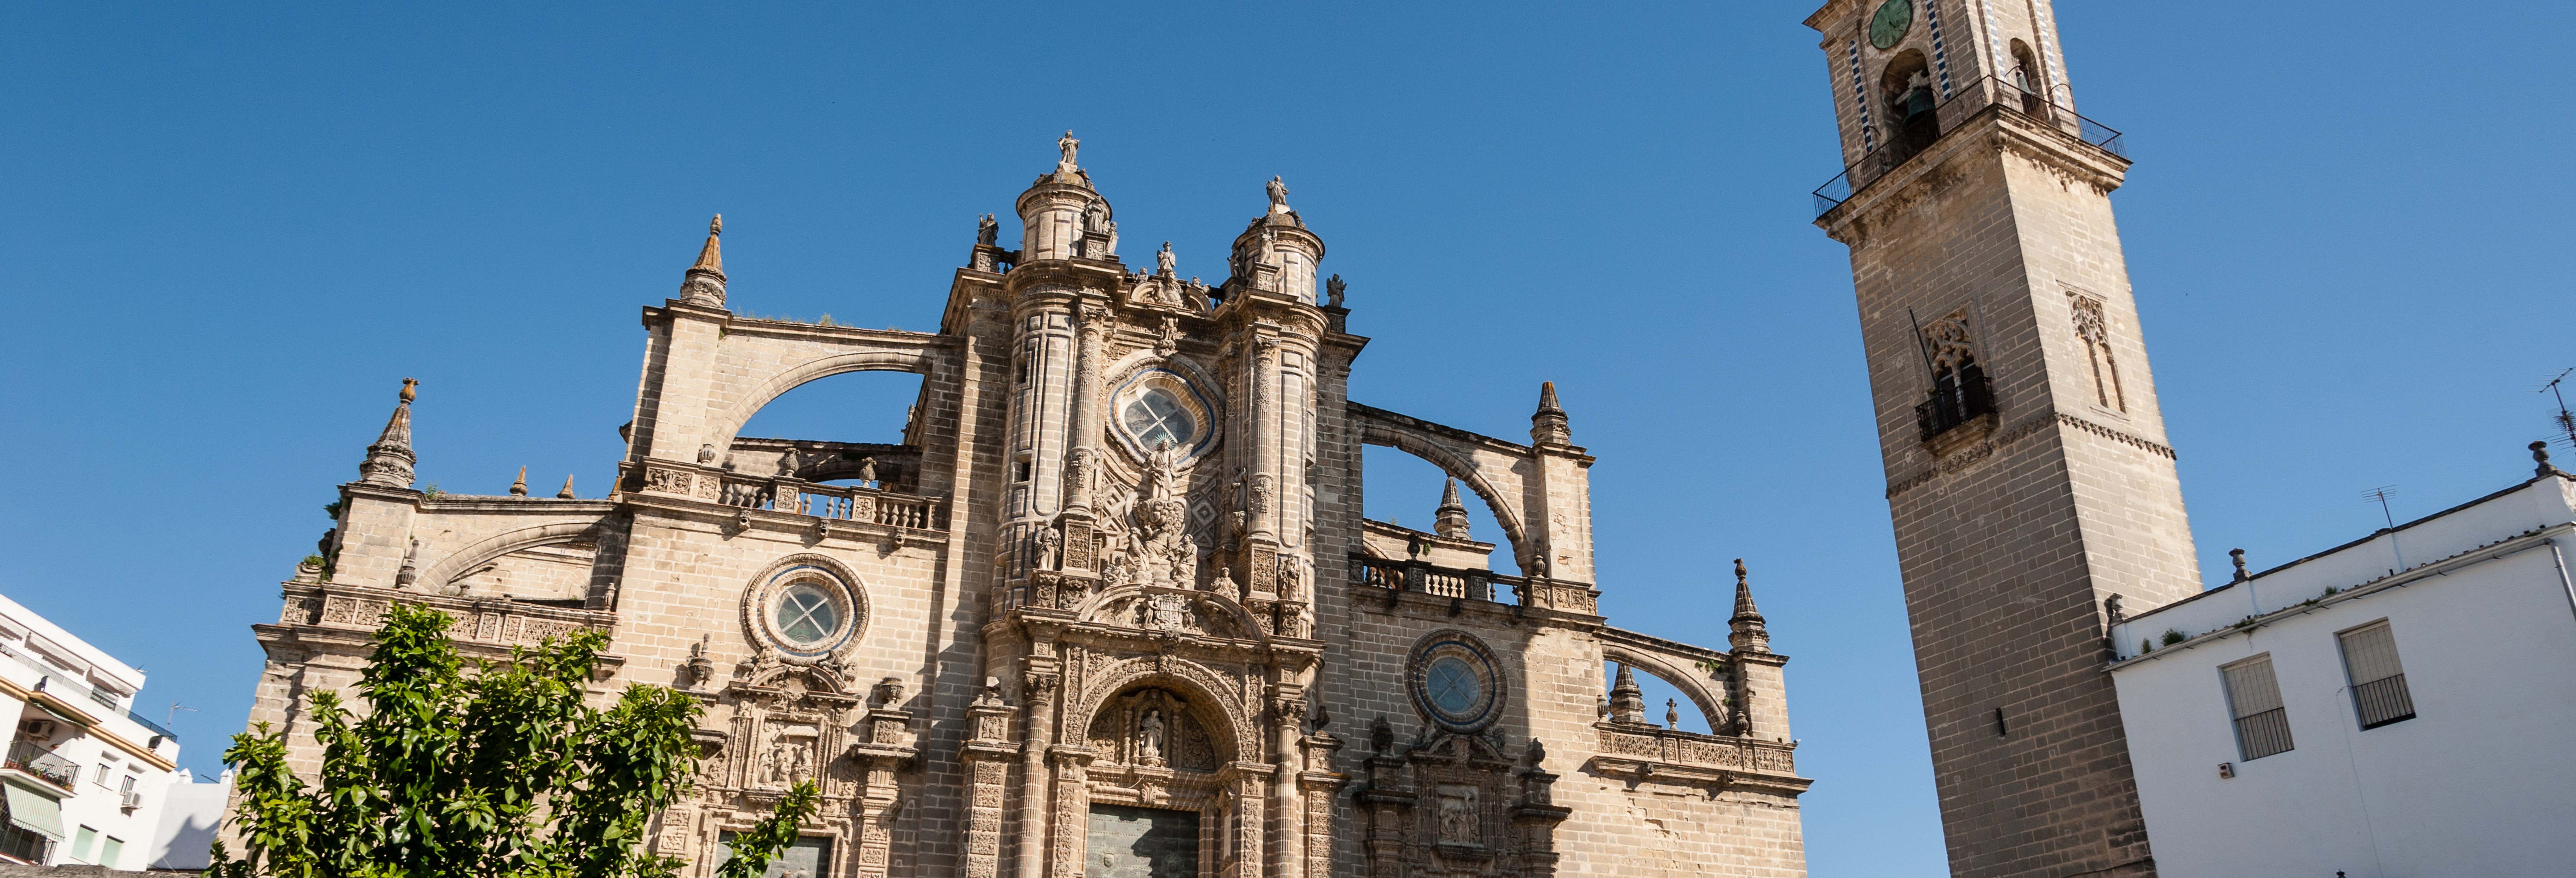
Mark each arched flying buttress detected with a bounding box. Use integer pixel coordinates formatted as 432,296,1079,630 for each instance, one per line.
1350,403,1530,560
705,333,950,450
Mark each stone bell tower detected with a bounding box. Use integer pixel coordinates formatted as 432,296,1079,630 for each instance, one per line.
1805,2,2198,876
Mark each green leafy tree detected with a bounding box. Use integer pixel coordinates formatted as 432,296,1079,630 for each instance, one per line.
211,603,815,878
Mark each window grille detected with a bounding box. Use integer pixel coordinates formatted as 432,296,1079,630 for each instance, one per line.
2221,656,2294,760
2338,622,2416,729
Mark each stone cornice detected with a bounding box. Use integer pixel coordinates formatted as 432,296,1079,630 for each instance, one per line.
1886,410,2176,500
1817,104,2130,246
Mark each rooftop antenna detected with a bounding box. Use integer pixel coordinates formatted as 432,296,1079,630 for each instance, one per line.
166,701,198,726
2364,485,2404,573
2362,486,2398,530
2537,368,2576,450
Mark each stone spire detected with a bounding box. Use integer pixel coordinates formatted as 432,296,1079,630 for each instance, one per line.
1608,663,1647,724
557,474,577,499
1729,558,1771,653
1530,381,1571,445
358,378,420,488
509,466,529,497
1433,478,1471,539
677,215,727,307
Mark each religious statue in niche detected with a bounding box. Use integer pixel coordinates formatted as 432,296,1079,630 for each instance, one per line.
1086,688,1218,772
1137,709,1166,767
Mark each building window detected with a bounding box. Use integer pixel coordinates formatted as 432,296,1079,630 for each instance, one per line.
2068,293,2126,412
69,826,95,863
1915,311,1994,441
98,836,121,868
2338,622,2417,729
94,764,110,786
2221,655,2294,761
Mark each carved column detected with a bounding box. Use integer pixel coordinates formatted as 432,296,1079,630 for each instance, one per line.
1240,335,1281,595
1298,733,1347,878
1059,305,1109,574
1358,748,1415,878
961,699,1020,878
1047,747,1095,878
1268,691,1307,878
1013,671,1061,878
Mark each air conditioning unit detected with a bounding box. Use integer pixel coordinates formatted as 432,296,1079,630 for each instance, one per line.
17,719,57,740
119,791,142,811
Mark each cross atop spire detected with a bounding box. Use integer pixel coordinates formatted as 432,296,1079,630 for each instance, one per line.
678,215,728,307
358,378,420,488
1729,558,1772,653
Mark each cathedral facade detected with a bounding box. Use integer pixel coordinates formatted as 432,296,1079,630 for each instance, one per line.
245,134,1811,877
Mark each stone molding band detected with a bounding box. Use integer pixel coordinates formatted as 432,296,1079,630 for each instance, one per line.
1887,411,2176,500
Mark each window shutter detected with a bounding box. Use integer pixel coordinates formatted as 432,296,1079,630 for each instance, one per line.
2221,656,2294,760
2338,623,2416,729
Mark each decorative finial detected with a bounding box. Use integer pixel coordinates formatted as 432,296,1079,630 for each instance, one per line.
2230,548,2249,583
358,377,420,487
1434,478,1471,539
1666,698,1680,730
1608,663,1646,724
678,215,728,306
2535,440,2565,478
1730,557,1771,653
1524,736,1547,768
557,474,577,499
1370,716,1394,754
509,466,529,497
1531,381,1572,445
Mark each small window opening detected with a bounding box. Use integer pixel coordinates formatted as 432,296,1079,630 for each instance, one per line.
2221,655,2295,760
2338,622,2416,729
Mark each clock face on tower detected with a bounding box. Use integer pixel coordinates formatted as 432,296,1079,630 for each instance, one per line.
1868,0,1913,50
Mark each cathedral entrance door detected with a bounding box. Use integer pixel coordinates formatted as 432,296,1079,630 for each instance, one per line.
1086,804,1199,878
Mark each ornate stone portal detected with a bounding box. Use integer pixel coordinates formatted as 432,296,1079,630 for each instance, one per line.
245,135,1809,878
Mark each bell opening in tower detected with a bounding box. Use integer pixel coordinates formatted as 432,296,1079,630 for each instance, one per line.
1879,50,1938,168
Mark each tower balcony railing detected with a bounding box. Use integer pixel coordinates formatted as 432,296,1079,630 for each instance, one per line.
1915,369,1996,443
1812,75,2127,219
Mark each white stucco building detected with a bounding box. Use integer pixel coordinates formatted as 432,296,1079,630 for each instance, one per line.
0,594,184,869
2105,452,2576,877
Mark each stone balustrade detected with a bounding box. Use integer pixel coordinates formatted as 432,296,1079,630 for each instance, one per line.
639,462,947,532
1592,722,1797,776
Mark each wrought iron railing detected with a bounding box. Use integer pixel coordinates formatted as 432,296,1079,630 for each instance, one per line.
2232,707,2294,761
1916,368,1995,441
3,741,79,791
1812,75,2127,218
2353,673,2416,729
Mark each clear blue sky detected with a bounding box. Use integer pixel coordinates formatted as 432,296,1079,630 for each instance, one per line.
3,2,2569,874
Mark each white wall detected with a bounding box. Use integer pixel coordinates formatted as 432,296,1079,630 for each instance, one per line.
2110,538,2576,877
